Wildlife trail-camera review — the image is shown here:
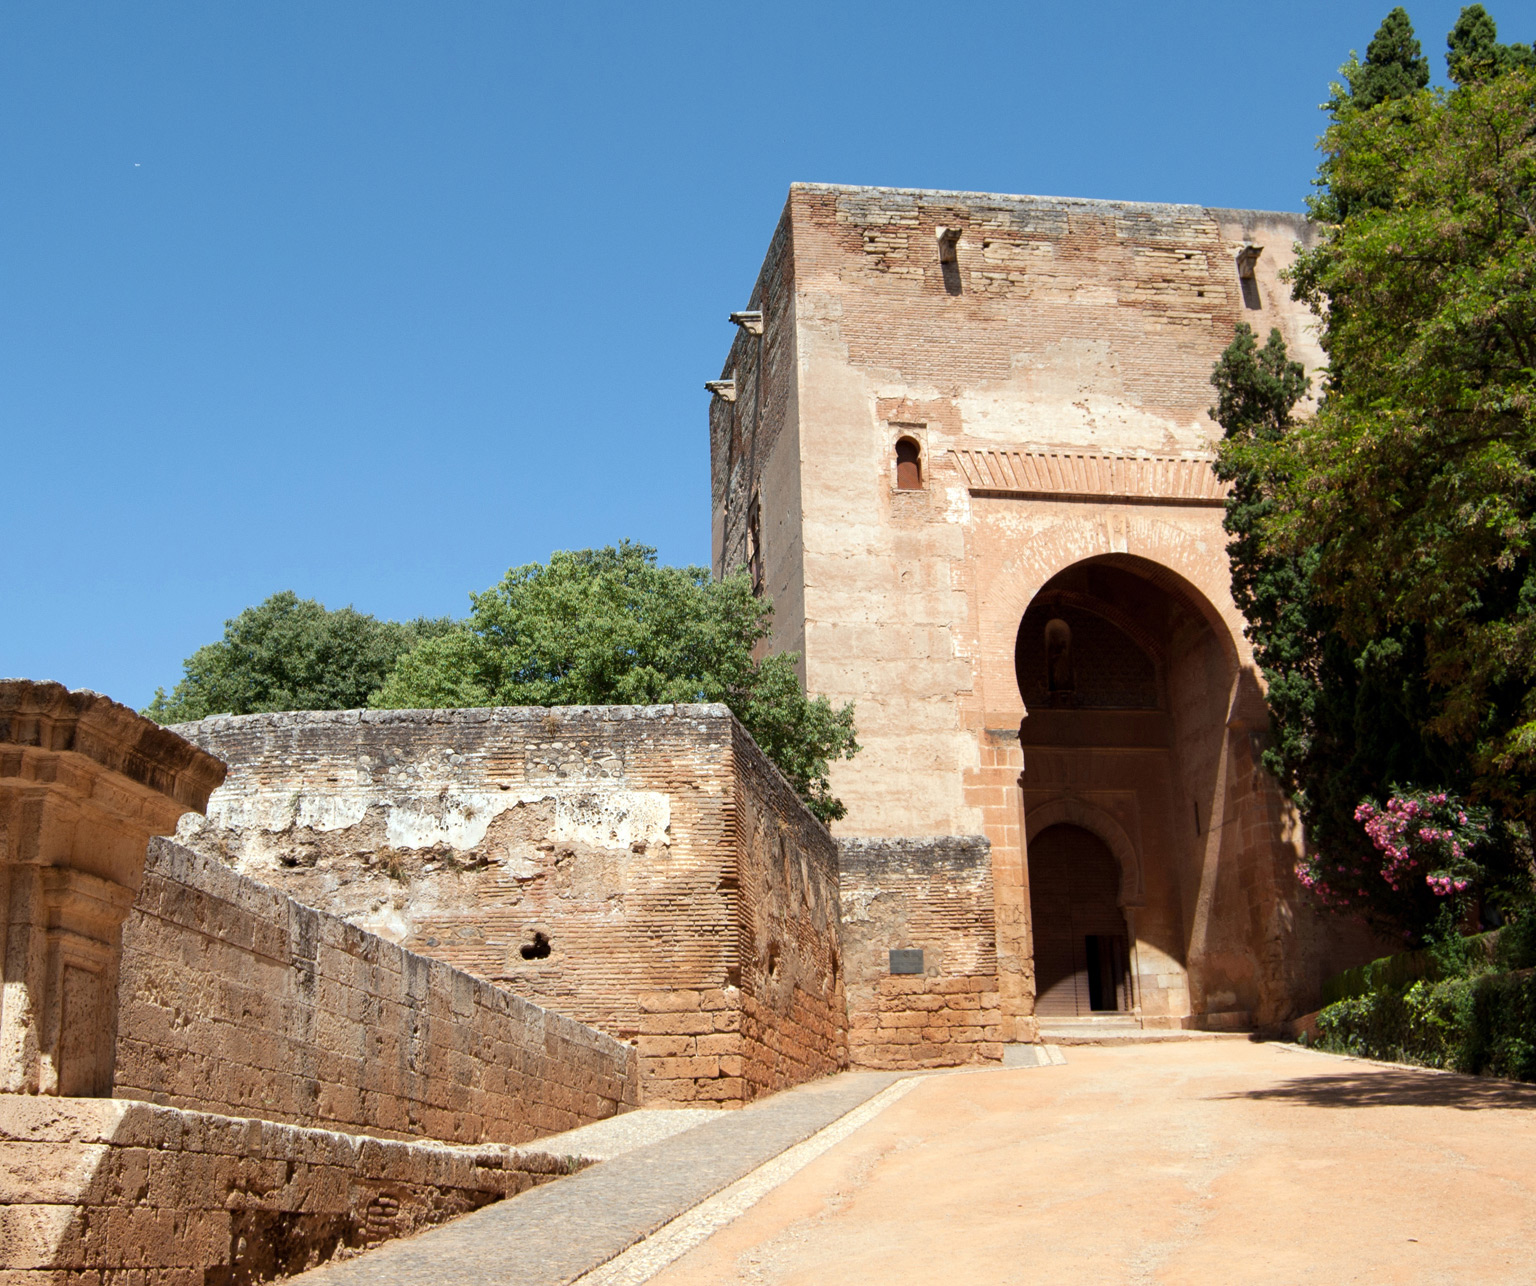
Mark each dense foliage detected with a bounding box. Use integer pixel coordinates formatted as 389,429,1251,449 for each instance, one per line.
144,592,452,724
1212,325,1470,939
148,545,861,823
1212,5,1536,941
1313,919,1536,1079
372,544,859,822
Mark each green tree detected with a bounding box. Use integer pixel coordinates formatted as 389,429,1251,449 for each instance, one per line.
373,542,860,822
144,592,452,724
1282,58,1536,829
1345,7,1431,109
1213,325,1466,939
1445,4,1533,85
1212,13,1536,938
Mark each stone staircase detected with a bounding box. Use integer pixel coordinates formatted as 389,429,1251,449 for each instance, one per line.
1036,1014,1253,1045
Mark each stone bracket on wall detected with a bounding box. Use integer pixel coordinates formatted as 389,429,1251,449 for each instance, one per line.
952,447,1229,507
0,681,226,1096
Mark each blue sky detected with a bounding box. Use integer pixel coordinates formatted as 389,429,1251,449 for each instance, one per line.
1,1,1511,707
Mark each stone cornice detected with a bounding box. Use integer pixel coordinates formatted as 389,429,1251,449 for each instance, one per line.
951,447,1229,506
0,680,227,813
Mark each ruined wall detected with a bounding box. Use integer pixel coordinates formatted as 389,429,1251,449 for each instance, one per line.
116,838,639,1144
0,1094,579,1284
170,705,846,1105
838,837,1001,1068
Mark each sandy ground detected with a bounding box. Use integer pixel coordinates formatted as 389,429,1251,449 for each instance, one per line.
648,1041,1536,1286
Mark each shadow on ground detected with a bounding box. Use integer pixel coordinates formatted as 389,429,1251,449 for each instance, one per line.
1218,1068,1536,1111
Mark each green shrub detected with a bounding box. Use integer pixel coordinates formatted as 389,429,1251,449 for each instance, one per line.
1314,967,1536,1080
1319,930,1500,1006
1464,970,1536,1080
1495,913,1536,971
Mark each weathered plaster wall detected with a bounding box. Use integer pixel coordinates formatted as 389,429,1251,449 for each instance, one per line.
837,837,1001,1069
115,838,638,1144
170,705,845,1105
0,1094,580,1283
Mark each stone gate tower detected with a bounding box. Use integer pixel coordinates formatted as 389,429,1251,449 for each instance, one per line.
709,183,1371,1041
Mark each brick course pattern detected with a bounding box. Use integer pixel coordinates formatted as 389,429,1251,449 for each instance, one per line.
838,837,1001,1069
115,838,639,1144
0,1094,580,1283
170,705,846,1106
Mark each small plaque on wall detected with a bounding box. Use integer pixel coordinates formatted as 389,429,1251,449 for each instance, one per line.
889,948,924,975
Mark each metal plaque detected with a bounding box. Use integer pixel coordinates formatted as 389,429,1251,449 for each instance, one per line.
889,948,924,975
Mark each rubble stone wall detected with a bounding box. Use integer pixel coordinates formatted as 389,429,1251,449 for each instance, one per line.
170,704,846,1105
837,837,1002,1068
115,838,639,1144
0,1095,580,1284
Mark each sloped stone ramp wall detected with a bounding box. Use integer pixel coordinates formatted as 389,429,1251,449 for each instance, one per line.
115,838,640,1144
0,1096,581,1283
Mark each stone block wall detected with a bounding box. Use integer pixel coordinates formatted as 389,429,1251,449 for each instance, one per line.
170,704,846,1105
0,1095,579,1284
837,837,1002,1068
115,838,639,1144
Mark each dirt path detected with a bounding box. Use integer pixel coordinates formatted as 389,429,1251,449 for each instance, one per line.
648,1042,1536,1285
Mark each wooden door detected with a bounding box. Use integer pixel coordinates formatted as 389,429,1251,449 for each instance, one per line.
1028,824,1130,1017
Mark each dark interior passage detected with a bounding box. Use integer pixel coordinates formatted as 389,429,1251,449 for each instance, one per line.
1029,824,1131,1017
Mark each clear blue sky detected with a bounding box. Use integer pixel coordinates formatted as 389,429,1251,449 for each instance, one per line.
1,1,1509,708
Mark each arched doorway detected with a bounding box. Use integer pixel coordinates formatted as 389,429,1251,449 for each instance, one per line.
1028,824,1132,1016
1017,555,1230,1027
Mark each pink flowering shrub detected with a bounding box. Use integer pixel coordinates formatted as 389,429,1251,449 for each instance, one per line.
1295,787,1489,938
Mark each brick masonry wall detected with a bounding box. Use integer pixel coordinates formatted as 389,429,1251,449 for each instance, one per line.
170,704,847,1105
634,725,847,1107
838,837,1002,1069
0,1095,580,1283
731,723,846,1097
115,838,639,1144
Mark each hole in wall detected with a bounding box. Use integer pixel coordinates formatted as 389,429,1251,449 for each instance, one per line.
520,932,551,960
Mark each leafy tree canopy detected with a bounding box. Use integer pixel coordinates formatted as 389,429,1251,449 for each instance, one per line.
1213,325,1474,940
1283,52,1536,826
144,592,452,724
370,543,859,822
1213,8,1536,938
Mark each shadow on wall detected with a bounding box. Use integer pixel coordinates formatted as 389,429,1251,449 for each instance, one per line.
1217,1065,1536,1112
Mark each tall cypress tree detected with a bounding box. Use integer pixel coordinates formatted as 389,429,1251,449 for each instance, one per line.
1350,7,1430,107
1446,4,1534,85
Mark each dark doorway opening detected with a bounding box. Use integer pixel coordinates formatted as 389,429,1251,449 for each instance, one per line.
1029,824,1132,1017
